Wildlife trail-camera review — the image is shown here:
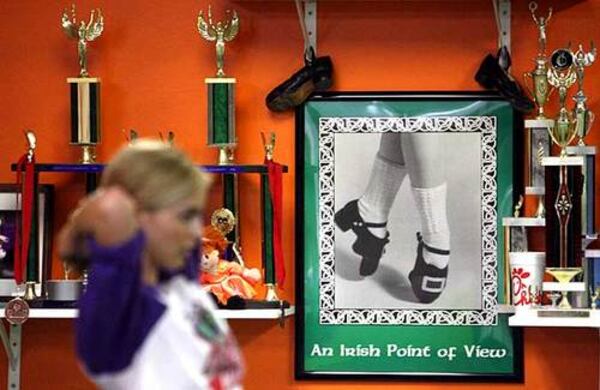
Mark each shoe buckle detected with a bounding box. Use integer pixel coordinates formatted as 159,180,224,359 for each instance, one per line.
421,276,446,294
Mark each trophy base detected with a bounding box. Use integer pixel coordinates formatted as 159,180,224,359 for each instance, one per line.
265,284,280,301
45,280,84,301
215,146,235,165
72,144,97,164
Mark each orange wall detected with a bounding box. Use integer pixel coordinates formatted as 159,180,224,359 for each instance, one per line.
0,0,598,389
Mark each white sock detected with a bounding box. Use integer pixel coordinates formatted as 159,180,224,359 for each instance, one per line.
411,183,450,268
358,155,407,238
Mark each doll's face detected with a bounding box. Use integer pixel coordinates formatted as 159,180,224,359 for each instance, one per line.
201,249,219,273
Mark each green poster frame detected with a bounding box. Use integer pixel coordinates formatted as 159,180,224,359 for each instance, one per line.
295,92,523,381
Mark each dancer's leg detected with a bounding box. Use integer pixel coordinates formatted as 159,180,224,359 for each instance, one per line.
401,133,450,269
358,134,408,238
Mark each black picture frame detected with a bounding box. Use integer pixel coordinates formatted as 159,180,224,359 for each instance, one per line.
295,91,524,381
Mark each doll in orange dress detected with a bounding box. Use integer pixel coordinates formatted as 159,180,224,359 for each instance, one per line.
200,226,262,305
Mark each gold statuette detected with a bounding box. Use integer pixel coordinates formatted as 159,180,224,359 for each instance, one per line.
572,43,596,145
61,5,104,78
197,6,239,78
523,2,553,119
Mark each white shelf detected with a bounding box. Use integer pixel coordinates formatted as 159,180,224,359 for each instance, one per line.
0,306,295,320
502,217,545,227
509,308,600,328
218,307,295,319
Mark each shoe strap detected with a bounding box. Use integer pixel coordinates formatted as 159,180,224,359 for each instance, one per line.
363,221,387,228
416,232,450,256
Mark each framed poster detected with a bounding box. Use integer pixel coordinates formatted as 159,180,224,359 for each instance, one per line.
295,92,523,381
0,184,54,296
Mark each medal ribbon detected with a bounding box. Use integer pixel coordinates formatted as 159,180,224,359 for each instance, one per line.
14,154,35,285
266,159,285,286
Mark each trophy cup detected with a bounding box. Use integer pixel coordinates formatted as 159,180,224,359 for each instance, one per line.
566,43,596,240
62,5,104,164
523,2,554,218
543,48,584,308
197,6,239,166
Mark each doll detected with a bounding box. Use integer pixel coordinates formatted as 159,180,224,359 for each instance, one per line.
200,225,261,306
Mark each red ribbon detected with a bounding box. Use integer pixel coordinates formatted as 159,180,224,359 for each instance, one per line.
266,160,285,287
14,154,35,285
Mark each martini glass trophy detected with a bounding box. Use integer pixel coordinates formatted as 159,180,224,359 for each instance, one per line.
523,2,553,218
61,5,104,164
542,47,584,309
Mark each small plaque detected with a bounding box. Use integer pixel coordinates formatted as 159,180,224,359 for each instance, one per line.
537,310,590,318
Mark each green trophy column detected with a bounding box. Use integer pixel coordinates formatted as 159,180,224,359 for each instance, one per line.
261,173,275,286
206,78,236,165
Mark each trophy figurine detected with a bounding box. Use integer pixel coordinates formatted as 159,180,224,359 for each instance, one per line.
572,43,596,146
567,43,597,239
62,5,103,164
523,2,553,120
197,6,239,165
523,2,554,220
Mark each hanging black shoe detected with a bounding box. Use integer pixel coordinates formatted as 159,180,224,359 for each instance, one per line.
266,49,333,112
475,46,535,114
408,233,450,304
334,199,389,276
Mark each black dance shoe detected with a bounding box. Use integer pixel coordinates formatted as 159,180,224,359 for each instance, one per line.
408,233,449,304
334,199,389,276
266,51,333,112
475,46,534,114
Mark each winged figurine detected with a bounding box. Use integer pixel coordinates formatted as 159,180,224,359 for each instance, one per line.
197,6,239,77
61,5,104,77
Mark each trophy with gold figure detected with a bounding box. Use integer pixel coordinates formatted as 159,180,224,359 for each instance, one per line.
61,5,104,164
542,47,585,308
523,2,554,218
566,43,597,240
197,6,239,165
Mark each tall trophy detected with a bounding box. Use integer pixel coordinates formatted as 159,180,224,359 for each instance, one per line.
197,6,239,165
543,48,584,308
523,2,554,218
566,43,597,240
61,5,104,164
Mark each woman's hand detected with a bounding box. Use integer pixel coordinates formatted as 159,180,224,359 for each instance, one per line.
58,187,139,263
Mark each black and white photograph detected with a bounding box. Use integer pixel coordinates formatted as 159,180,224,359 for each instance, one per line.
315,114,501,325
334,130,482,310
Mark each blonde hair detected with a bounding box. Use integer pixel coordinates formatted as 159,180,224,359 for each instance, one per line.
101,140,210,211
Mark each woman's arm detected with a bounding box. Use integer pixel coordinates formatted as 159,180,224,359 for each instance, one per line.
59,188,167,376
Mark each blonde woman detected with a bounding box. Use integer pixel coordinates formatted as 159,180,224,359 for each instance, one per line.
59,140,243,389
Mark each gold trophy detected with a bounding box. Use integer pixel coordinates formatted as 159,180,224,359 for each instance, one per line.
197,6,239,165
523,2,554,219
543,47,583,308
61,5,104,164
523,1,552,120
572,43,596,146
547,48,578,158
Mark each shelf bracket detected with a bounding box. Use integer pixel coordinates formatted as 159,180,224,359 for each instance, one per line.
0,322,22,390
493,0,511,52
304,0,317,56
